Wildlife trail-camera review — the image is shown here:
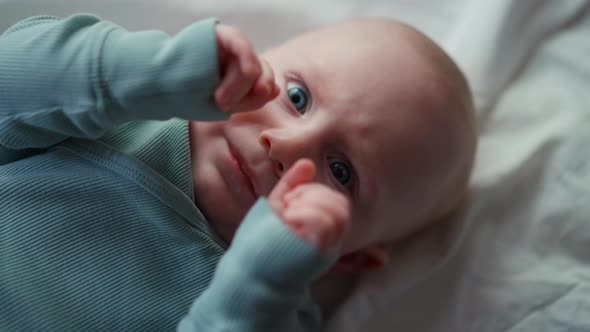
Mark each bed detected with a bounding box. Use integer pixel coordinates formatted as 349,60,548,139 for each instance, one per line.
1,0,589,330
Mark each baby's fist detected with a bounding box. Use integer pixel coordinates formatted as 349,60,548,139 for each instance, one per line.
214,24,279,113
268,160,350,256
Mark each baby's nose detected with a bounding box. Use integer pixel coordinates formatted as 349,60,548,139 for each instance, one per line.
259,132,287,177
259,129,315,176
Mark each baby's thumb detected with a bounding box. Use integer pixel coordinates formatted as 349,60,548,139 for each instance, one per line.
268,159,315,204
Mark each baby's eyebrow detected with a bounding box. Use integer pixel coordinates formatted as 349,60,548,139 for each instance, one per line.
286,69,312,92
285,72,310,96
294,57,324,104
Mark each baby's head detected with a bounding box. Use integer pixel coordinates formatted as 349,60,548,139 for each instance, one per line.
190,18,476,272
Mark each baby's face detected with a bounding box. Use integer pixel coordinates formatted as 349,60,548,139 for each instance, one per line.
190,20,472,256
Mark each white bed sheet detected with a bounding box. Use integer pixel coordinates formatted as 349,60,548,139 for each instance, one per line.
1,1,589,331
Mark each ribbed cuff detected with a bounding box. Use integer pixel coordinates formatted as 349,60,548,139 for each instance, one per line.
229,198,336,288
181,198,331,330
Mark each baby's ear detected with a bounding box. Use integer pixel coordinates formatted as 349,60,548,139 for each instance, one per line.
329,244,390,274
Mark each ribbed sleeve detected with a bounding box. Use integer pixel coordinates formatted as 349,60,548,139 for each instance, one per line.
0,14,226,165
0,15,115,147
100,16,226,123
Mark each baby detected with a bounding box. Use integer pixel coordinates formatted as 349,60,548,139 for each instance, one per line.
0,13,475,332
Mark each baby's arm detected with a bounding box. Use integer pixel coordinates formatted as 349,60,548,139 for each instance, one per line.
178,160,350,332
0,14,216,163
0,15,275,164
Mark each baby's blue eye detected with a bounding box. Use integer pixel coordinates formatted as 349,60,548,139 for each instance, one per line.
287,82,309,114
330,160,352,186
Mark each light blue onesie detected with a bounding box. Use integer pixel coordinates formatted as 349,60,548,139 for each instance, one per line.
0,14,333,331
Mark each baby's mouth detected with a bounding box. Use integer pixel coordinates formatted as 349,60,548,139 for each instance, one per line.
227,144,259,199
237,160,257,197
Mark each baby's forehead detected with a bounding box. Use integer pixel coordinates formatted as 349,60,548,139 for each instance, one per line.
289,19,419,46
279,23,446,96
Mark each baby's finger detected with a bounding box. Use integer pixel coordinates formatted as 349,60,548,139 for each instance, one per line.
254,59,277,97
214,30,261,111
283,207,346,255
215,61,245,111
268,159,315,204
231,84,280,113
231,59,279,112
285,185,350,221
226,31,261,102
217,25,260,81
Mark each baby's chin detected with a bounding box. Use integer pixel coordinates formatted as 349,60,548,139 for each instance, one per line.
198,199,248,245
192,181,252,245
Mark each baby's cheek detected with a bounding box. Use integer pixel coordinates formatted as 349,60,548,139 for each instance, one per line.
338,220,372,254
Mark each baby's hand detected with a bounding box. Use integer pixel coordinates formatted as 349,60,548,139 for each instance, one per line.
268,159,351,256
214,24,279,113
